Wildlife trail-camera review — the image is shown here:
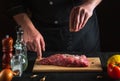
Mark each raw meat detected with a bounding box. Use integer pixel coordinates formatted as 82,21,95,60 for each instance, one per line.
38,54,89,67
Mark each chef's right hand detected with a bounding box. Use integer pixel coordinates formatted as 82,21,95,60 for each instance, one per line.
69,3,94,32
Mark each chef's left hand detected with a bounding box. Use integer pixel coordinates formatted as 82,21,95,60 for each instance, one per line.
69,4,94,32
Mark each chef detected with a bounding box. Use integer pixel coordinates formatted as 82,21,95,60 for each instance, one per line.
7,0,102,59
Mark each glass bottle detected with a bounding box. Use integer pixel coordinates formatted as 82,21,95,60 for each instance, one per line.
2,35,13,69
11,26,28,76
10,54,23,77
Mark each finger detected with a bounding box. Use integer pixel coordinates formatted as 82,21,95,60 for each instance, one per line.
31,43,36,51
78,9,86,31
69,8,76,32
80,13,89,29
36,40,42,59
33,41,37,52
73,7,80,31
26,42,29,50
40,37,45,51
26,42,33,51
75,8,81,31
69,10,73,31
26,41,37,52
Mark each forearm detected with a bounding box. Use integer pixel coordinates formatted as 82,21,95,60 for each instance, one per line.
82,0,102,9
13,13,35,31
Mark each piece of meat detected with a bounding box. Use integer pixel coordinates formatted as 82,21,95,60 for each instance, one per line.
38,54,89,67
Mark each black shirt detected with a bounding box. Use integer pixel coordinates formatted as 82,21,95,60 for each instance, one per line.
7,0,82,25
7,0,100,53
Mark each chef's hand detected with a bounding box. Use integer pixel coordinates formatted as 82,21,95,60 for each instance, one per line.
69,4,94,32
23,27,45,59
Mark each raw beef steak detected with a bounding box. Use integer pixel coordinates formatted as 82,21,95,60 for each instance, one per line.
38,54,89,67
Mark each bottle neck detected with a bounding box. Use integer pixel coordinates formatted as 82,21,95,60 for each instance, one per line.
16,31,23,43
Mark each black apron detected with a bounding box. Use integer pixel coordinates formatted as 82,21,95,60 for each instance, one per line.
32,12,100,53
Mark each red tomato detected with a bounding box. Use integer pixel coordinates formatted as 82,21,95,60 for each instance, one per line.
107,63,120,79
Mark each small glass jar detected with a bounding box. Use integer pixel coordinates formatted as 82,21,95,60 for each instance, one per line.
11,54,23,77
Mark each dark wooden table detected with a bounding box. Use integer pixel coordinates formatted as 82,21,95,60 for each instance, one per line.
1,51,120,81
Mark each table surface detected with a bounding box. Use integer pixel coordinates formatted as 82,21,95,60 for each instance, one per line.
1,51,120,81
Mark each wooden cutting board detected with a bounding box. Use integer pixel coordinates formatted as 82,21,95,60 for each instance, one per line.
32,57,103,72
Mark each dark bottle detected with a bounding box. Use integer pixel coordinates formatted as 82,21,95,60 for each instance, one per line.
2,35,13,69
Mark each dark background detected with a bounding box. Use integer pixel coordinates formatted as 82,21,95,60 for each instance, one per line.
0,0,120,52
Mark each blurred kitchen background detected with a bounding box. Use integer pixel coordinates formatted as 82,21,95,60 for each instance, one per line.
0,0,120,52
